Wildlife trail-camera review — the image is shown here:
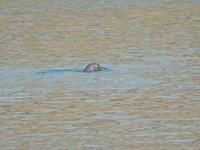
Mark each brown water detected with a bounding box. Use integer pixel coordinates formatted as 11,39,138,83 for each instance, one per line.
0,0,200,149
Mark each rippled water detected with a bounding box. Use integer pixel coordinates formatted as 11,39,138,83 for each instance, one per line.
0,0,200,149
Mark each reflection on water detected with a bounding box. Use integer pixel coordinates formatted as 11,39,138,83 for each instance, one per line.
0,0,200,149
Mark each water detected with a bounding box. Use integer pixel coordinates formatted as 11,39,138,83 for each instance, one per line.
0,0,200,149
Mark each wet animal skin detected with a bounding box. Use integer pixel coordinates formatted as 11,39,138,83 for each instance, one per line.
83,63,100,72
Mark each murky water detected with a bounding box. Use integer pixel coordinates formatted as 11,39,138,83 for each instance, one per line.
0,0,200,149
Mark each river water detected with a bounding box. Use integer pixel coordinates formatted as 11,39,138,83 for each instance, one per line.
0,0,200,149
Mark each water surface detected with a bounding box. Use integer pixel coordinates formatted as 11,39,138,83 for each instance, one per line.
0,0,200,149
